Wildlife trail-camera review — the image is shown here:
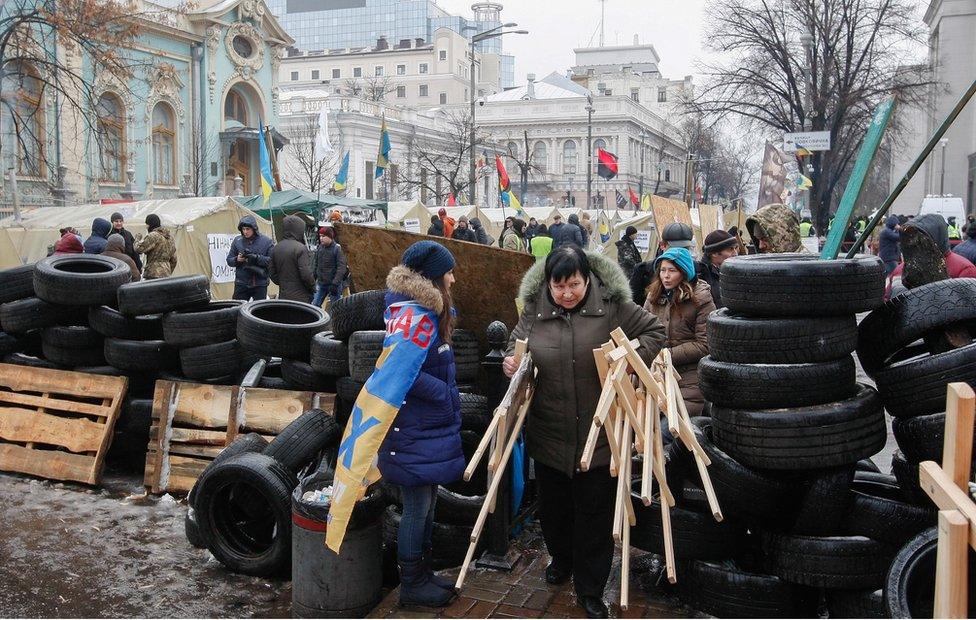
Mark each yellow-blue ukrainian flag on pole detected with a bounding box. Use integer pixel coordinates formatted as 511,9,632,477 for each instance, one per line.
333,151,350,192
375,117,391,179
258,118,274,205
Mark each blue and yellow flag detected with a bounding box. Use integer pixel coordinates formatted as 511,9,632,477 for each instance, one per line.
640,193,651,212
326,300,439,552
258,119,274,205
333,151,350,192
599,211,611,243
375,117,391,179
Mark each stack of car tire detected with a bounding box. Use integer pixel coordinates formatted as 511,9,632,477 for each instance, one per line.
638,253,943,618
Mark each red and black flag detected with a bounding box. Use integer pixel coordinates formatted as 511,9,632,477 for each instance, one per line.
628,187,640,207
597,148,619,180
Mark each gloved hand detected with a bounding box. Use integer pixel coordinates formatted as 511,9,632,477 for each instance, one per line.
245,252,258,266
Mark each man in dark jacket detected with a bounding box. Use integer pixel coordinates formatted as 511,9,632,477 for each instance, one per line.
699,229,739,308
469,217,490,244
451,216,479,243
615,225,642,278
879,215,902,276
552,213,583,248
524,217,540,246
548,214,565,241
312,226,348,307
83,218,111,254
888,213,976,298
269,215,315,302
953,224,976,265
110,212,143,271
226,214,274,301
426,215,445,236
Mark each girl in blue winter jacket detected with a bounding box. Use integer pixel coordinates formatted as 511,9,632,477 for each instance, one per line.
378,241,465,608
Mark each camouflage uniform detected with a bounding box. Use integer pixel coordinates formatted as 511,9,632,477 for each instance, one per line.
746,204,804,253
134,227,178,279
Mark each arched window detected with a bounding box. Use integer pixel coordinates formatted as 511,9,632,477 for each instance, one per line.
0,62,45,177
152,103,176,186
531,141,547,173
96,93,125,183
664,168,671,182
593,138,607,153
224,88,248,126
562,140,577,174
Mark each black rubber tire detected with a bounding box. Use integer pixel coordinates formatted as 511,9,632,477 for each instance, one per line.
330,290,387,341
857,458,881,474
630,481,747,560
335,376,365,404
699,355,857,410
892,413,976,478
42,325,102,349
180,340,243,381
3,351,63,369
891,451,933,507
721,253,885,317
843,476,936,547
41,341,106,367
873,341,976,418
117,275,211,317
707,309,858,364
0,331,23,356
185,510,206,548
280,359,336,392
884,527,976,618
348,330,385,382
433,486,484,526
761,532,896,589
309,332,349,377
162,300,243,348
106,397,153,472
189,432,270,507
0,264,35,304
382,504,482,569
333,394,353,426
711,384,886,470
452,329,480,382
459,393,491,433
262,409,341,474
675,559,818,618
104,338,179,372
790,466,855,536
674,419,802,527
88,306,163,341
238,300,330,361
33,254,131,306
826,588,886,619
193,451,296,577
857,279,976,374
1,297,83,334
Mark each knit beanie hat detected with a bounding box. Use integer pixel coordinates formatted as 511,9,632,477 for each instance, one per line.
625,225,638,238
653,247,697,282
319,226,335,240
402,240,456,280
110,212,124,223
145,214,161,232
703,229,738,255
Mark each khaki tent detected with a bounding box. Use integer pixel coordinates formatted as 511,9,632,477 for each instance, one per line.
386,200,429,232
601,212,657,262
427,205,477,222
0,197,275,300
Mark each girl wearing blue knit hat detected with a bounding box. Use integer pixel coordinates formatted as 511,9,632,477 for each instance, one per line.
644,247,716,416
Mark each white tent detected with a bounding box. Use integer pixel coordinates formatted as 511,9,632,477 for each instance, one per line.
385,200,430,233
601,212,657,261
426,205,477,221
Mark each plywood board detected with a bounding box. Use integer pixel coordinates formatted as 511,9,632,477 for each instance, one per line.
0,364,127,485
334,222,534,337
699,204,720,238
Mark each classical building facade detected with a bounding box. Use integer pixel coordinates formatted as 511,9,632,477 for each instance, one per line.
280,27,502,109
0,0,292,213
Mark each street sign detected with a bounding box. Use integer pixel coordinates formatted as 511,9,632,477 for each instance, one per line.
784,131,831,152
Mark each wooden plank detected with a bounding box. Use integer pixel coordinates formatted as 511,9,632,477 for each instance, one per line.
920,461,976,550
641,390,654,506
0,406,106,453
943,383,976,491
0,443,96,484
239,387,310,434
0,391,110,418
145,452,209,493
151,426,227,445
91,391,126,483
167,443,224,459
170,384,232,429
147,382,176,493
0,363,126,399
934,510,970,619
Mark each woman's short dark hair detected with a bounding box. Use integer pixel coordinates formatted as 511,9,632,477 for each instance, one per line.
545,246,590,284
537,224,548,235
512,218,526,234
430,215,439,223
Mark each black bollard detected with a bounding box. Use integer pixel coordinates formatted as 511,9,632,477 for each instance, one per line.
475,320,519,571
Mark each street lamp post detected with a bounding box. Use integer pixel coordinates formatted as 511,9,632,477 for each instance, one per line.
940,138,949,195
586,94,595,209
467,23,526,206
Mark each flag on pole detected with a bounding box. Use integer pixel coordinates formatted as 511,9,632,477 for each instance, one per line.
614,190,627,208
314,105,333,161
375,117,391,179
598,211,612,243
258,118,274,206
333,151,350,192
447,193,457,206
640,193,651,212
496,155,511,193
795,174,813,190
795,144,812,157
326,298,442,553
597,148,619,180
628,187,640,207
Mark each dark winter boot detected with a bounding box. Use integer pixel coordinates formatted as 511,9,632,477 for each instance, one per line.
423,546,457,592
398,556,456,608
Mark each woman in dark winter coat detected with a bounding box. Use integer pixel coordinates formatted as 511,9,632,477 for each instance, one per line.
83,218,111,254
427,215,445,237
503,247,665,618
615,225,642,278
269,215,315,302
379,240,464,608
643,247,715,416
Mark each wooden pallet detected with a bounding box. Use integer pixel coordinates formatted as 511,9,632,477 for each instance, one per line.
0,363,127,485
144,380,335,493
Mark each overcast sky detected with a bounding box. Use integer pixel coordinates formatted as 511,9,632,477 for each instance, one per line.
435,0,710,85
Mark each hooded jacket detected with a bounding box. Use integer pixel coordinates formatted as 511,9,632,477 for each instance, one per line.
552,215,584,248
615,236,642,279
134,222,178,279
377,265,465,486
888,213,976,296
83,218,112,254
54,232,84,254
879,215,901,263
103,234,141,282
953,231,976,265
225,215,274,287
313,238,348,291
427,218,445,237
451,224,478,243
506,251,666,476
746,204,803,253
269,215,315,302
469,218,490,245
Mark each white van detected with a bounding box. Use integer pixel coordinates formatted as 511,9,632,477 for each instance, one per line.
919,195,966,224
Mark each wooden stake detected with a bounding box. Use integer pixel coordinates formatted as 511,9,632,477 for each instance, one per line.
934,510,970,619
620,443,632,611
640,389,654,505
464,409,501,481
943,382,975,490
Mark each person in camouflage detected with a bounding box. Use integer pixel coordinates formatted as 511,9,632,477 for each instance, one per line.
745,204,804,253
134,214,178,279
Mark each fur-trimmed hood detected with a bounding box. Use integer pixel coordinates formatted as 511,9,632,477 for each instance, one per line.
517,250,632,304
386,265,444,313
